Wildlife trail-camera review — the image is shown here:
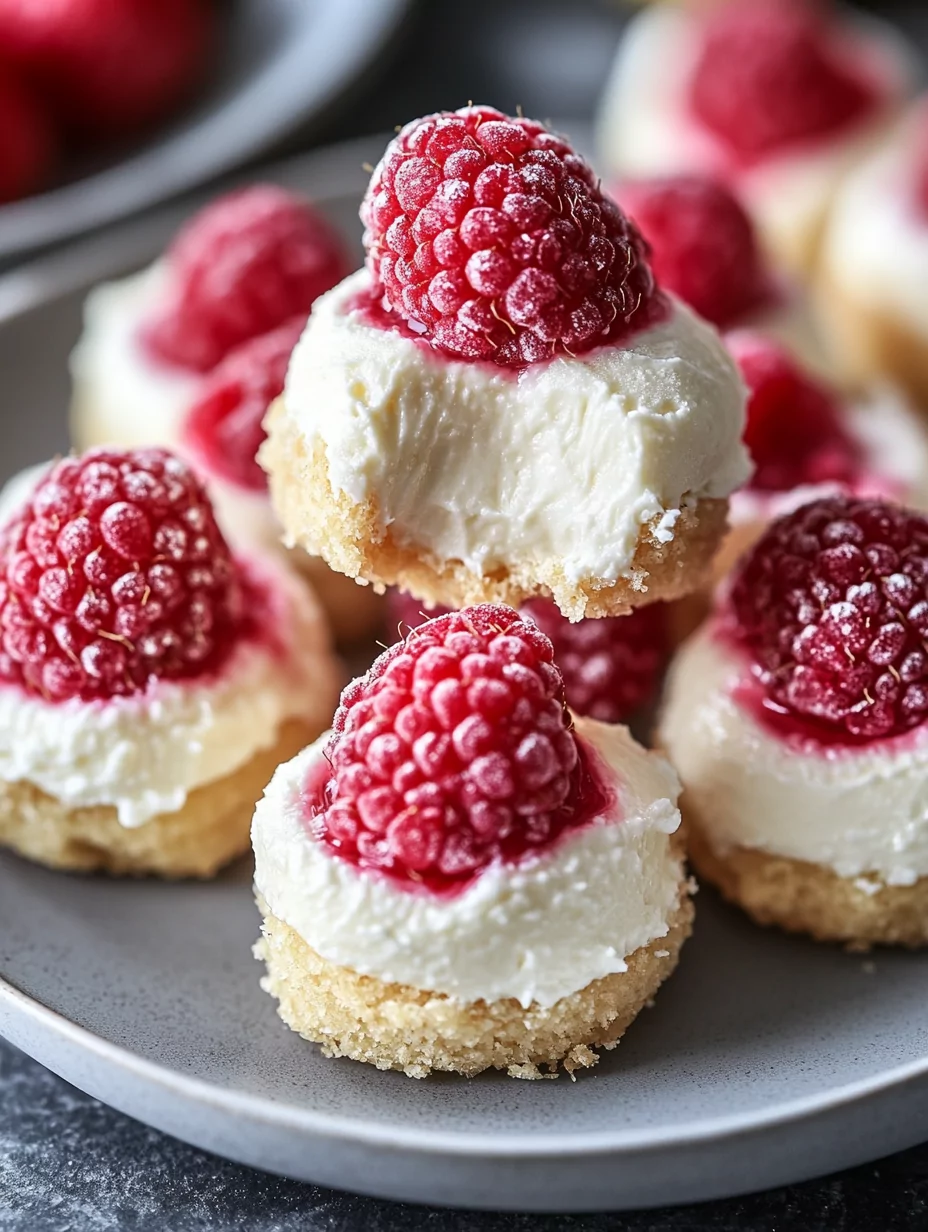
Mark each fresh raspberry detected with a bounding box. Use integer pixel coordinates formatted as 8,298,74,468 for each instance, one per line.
689,1,879,165
0,66,56,204
729,332,863,494
360,105,665,367
142,186,349,373
305,604,606,890
388,592,667,724
0,0,214,140
181,316,304,492
727,496,928,742
615,176,776,329
0,447,248,702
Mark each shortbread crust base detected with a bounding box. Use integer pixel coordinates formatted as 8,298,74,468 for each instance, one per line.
254,891,693,1079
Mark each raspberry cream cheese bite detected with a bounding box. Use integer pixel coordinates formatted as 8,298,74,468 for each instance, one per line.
253,605,692,1078
69,184,349,451
0,447,339,878
388,590,669,725
262,106,749,621
614,175,828,376
597,0,914,276
716,332,928,581
661,496,928,947
818,100,928,408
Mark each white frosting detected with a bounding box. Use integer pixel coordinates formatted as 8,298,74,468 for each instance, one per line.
69,263,202,449
822,130,928,339
730,382,928,527
660,626,928,886
283,269,749,587
252,716,684,1008
0,469,338,827
596,6,913,272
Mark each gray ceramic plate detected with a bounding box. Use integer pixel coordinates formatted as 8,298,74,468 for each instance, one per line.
0,0,410,261
2,138,928,1213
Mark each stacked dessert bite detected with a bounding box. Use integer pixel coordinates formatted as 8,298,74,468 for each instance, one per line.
597,0,915,275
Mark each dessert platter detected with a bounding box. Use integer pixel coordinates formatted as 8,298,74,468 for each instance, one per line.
4,22,928,1206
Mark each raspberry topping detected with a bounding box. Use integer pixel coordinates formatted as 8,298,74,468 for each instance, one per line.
142,186,348,373
689,1,880,165
0,0,214,140
616,177,776,329
305,604,607,891
181,316,304,492
727,496,928,742
0,447,248,702
389,592,667,723
0,65,56,204
361,105,665,367
729,332,863,494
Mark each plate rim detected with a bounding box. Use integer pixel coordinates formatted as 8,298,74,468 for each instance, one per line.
0,0,412,259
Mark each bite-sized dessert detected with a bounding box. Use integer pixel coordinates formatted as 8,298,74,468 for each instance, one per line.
818,99,928,409
597,0,915,276
388,590,669,724
0,447,339,878
661,495,928,946
262,106,749,621
613,175,828,375
254,604,692,1078
716,332,928,579
69,184,349,452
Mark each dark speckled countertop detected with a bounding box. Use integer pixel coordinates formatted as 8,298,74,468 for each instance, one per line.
4,0,928,1227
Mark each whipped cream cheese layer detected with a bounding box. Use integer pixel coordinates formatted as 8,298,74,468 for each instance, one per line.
252,715,684,1009
69,263,201,449
596,6,912,272
284,269,749,587
729,383,928,527
0,466,337,828
822,138,928,338
660,626,928,886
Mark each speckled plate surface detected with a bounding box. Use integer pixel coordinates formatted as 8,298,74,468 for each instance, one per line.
1,139,928,1213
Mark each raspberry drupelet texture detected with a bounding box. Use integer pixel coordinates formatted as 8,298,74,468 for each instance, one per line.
142,185,348,373
0,447,248,702
615,176,776,330
728,496,928,741
306,605,604,890
689,1,879,165
728,332,863,494
388,591,667,724
182,316,305,492
361,105,665,367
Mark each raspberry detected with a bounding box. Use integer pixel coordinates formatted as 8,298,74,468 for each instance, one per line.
0,0,214,140
728,332,863,494
0,447,248,702
142,186,349,373
689,1,879,165
388,592,667,724
0,66,56,204
360,105,665,367
305,605,606,890
615,176,775,329
181,316,305,492
727,496,928,742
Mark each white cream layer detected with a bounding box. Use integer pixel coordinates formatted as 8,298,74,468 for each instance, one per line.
660,626,928,886
252,715,684,1008
822,130,928,340
0,464,338,827
283,269,749,588
69,263,202,449
596,6,913,272
729,381,928,527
